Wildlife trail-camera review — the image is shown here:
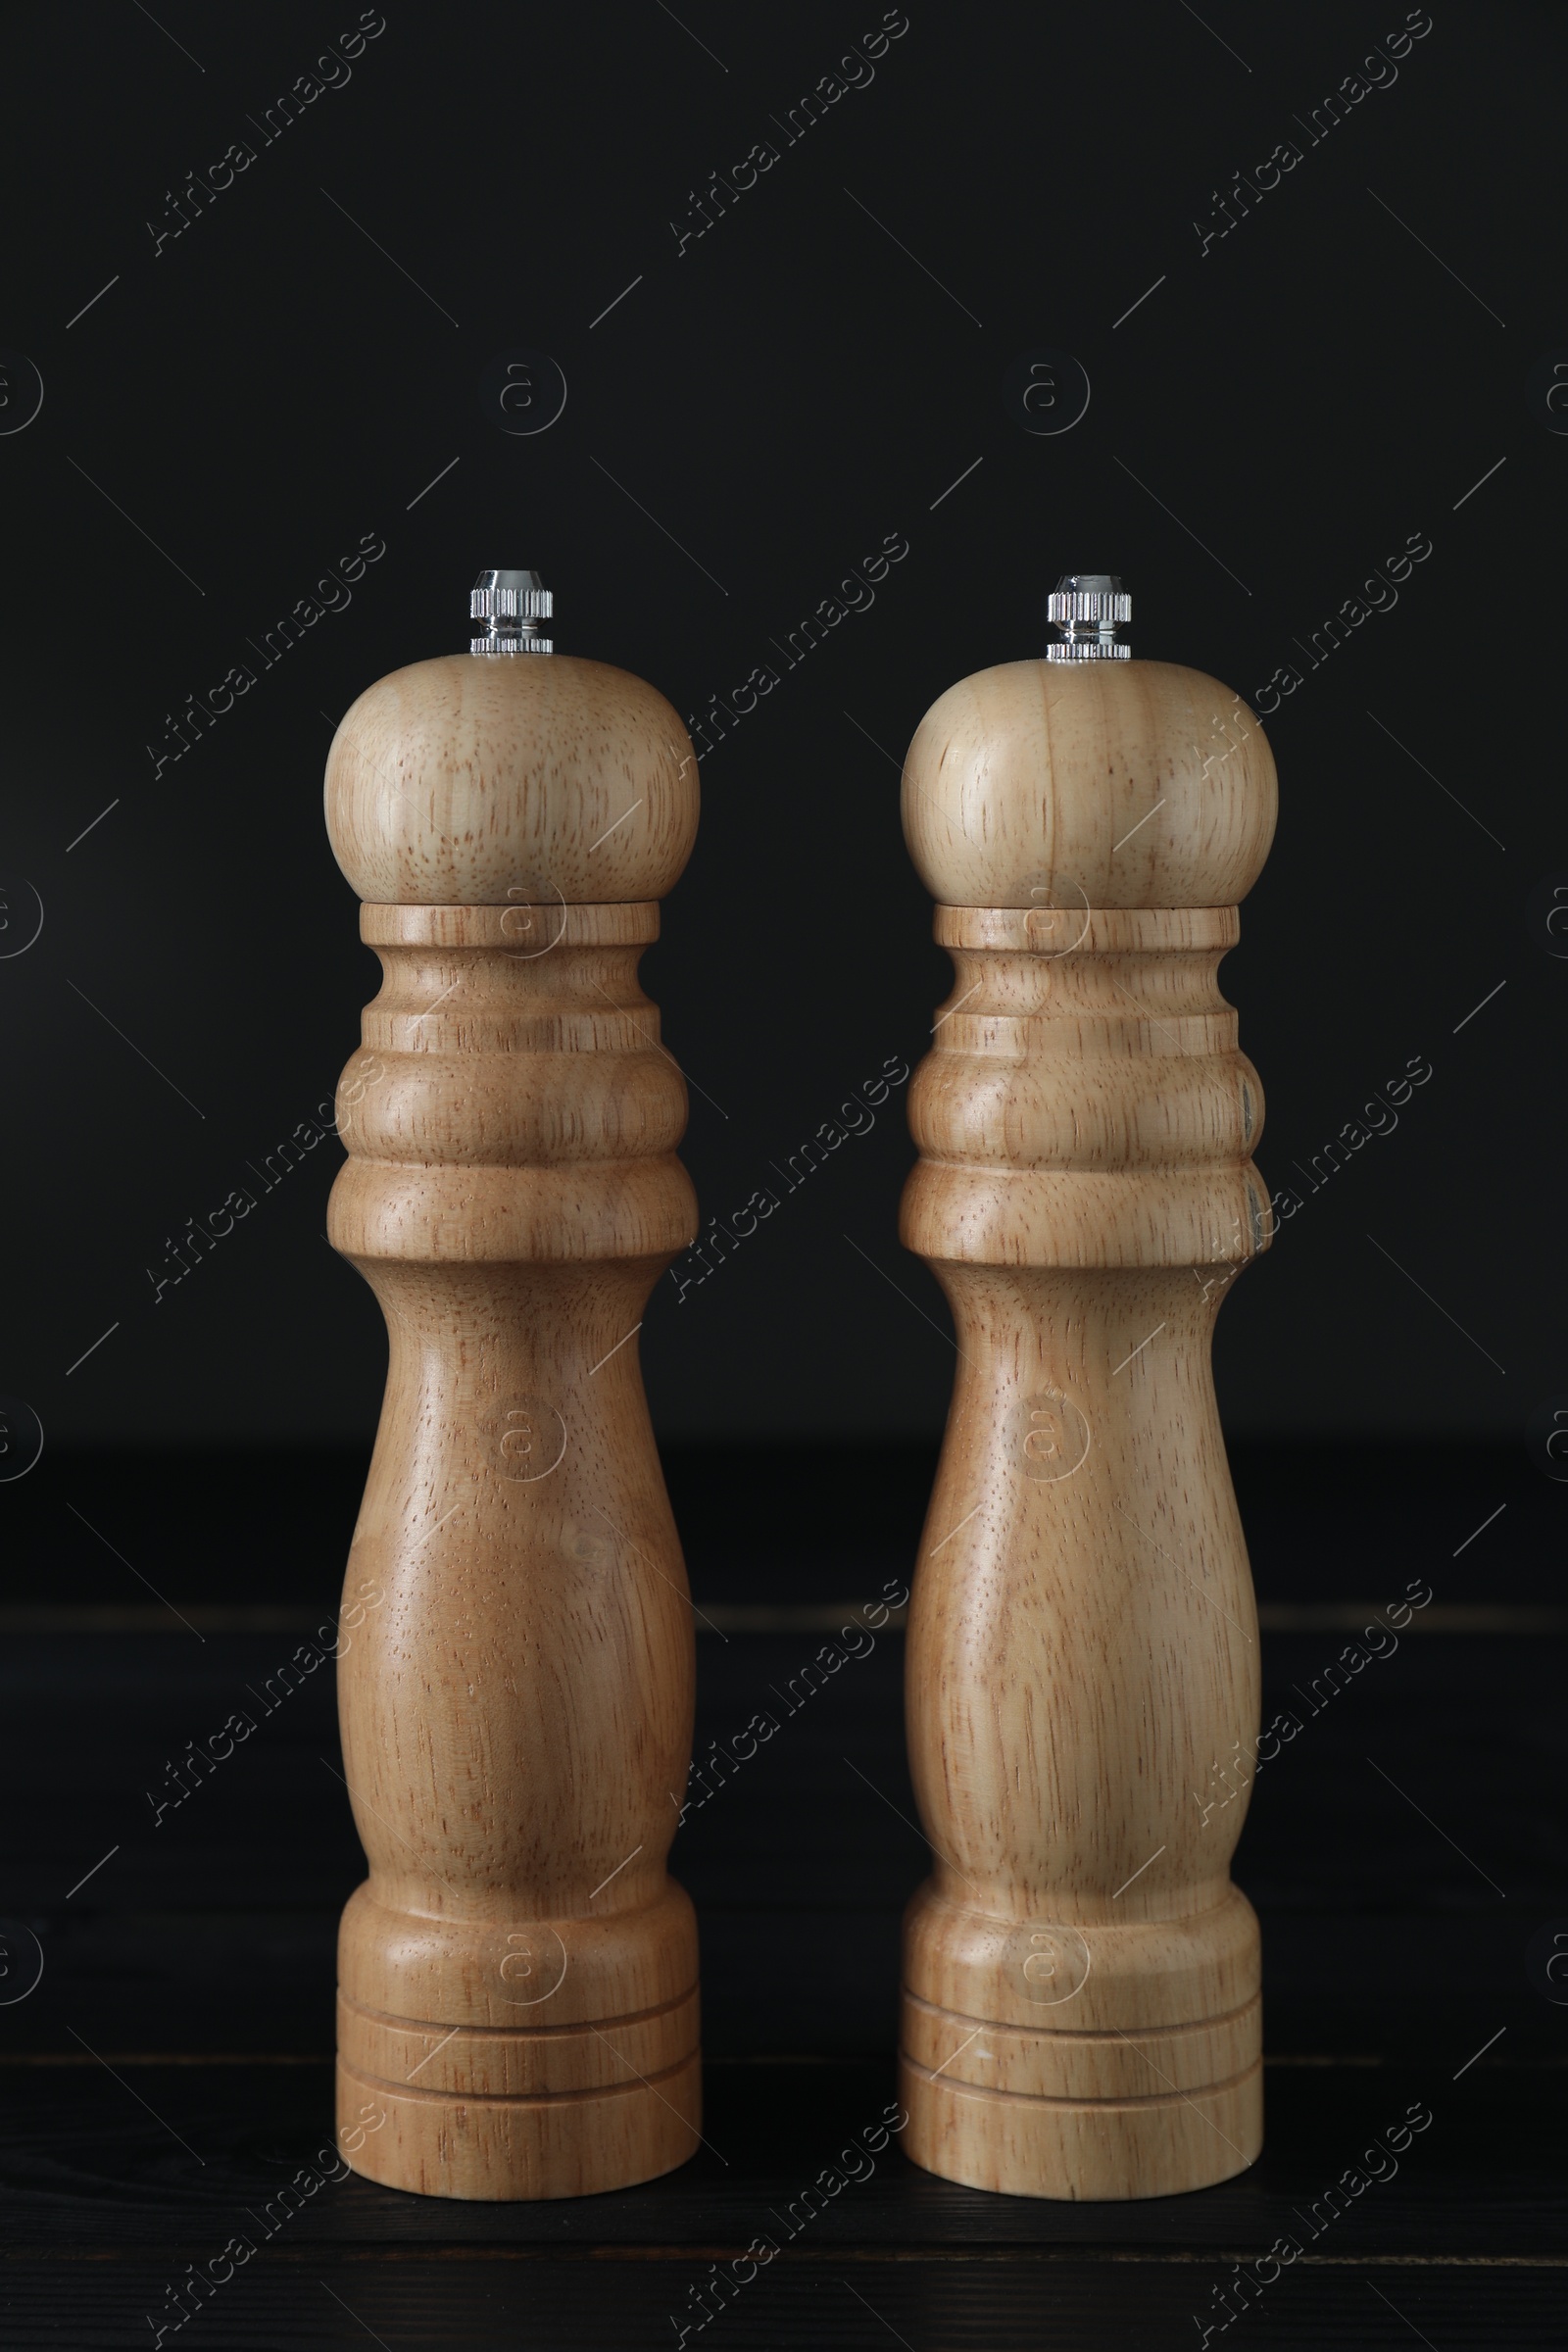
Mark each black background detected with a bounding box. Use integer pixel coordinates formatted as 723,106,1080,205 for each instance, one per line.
2,12,1564,2346
3,0,1561,1457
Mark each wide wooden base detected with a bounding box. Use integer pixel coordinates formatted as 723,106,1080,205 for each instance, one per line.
899,2049,1260,2201
335,1976,702,2200
335,1884,702,2200
899,1886,1262,2200
336,2046,702,2201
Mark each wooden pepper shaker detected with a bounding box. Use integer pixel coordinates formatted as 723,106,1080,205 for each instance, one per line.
896,575,1277,2199
323,571,702,2199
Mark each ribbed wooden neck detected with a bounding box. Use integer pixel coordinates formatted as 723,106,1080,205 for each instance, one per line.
902,902,1269,1273
329,902,693,1269
897,673,1273,2196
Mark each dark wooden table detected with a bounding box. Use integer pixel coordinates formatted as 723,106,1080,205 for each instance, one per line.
2,1444,1562,2346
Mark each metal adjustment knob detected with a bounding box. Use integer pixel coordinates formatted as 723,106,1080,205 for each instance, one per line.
470,567,554,656
1046,572,1131,662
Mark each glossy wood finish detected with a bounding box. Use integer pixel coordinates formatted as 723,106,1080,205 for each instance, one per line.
898,657,1279,2199
7,1555,1553,2341
901,658,1275,910
323,655,702,2198
326,653,698,906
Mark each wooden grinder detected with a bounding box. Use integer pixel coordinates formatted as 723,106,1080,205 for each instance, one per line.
896,575,1277,2199
323,569,702,2198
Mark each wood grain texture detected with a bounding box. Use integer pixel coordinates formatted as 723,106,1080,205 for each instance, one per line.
902,658,1276,908
898,658,1277,2200
325,653,698,905
324,656,702,2199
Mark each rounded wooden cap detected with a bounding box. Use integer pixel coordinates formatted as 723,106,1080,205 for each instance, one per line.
325,653,699,905
902,658,1276,908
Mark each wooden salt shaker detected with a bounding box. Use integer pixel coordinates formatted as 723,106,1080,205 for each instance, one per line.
323,571,702,2199
896,575,1277,2199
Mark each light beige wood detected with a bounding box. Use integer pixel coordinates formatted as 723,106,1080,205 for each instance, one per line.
901,658,1275,908
324,654,702,2200
326,653,697,905
897,657,1277,2200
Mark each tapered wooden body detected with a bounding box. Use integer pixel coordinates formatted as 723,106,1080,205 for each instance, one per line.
323,654,702,2198
898,658,1277,2199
